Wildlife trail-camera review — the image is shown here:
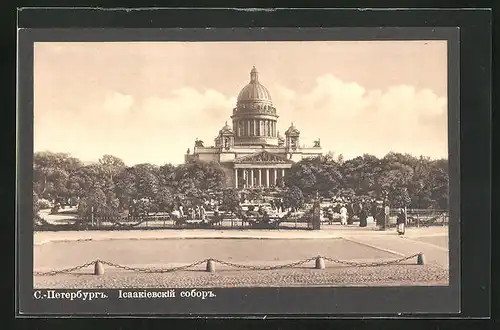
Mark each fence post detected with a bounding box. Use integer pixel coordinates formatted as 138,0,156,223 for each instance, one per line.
417,212,420,228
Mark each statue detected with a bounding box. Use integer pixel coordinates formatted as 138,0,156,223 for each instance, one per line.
224,137,230,150
313,139,321,148
194,138,204,148
186,148,190,154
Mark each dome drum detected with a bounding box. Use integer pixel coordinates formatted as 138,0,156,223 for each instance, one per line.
231,112,278,121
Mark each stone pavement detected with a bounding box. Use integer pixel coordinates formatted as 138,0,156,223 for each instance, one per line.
34,263,449,289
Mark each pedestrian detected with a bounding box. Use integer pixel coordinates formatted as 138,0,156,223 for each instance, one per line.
396,208,407,235
384,204,390,230
200,205,206,222
359,205,368,227
339,204,348,225
375,204,385,230
179,204,184,218
346,202,354,225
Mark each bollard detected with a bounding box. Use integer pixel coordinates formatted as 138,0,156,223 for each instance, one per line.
206,259,216,273
417,253,425,265
94,260,104,275
315,257,325,269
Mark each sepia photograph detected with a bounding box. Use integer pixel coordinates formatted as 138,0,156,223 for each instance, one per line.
31,39,452,290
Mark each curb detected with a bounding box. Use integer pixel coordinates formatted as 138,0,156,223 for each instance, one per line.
34,236,347,245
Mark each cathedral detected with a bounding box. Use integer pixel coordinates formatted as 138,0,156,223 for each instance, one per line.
184,66,323,189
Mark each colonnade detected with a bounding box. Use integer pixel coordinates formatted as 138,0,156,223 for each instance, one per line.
235,119,277,137
234,167,286,188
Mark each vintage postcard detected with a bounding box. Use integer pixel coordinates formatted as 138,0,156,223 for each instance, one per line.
17,24,467,316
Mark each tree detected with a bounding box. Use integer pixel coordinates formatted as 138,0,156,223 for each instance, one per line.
158,163,178,189
283,186,305,211
154,186,175,213
98,154,126,182
388,186,412,209
285,155,343,199
247,187,264,203
33,190,41,225
113,167,137,211
33,151,83,203
222,188,241,214
341,154,383,198
131,163,160,200
68,163,108,197
78,187,108,218
429,159,449,209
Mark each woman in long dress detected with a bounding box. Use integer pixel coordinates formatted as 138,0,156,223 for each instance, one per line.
339,205,348,225
359,206,368,227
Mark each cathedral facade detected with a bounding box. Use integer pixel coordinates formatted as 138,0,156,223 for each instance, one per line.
184,67,322,189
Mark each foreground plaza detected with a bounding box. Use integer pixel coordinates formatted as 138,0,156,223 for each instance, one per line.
34,226,449,288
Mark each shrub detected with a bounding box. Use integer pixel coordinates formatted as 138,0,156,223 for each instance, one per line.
37,199,51,210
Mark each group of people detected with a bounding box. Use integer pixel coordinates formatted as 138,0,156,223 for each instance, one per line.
172,204,207,222
324,199,408,234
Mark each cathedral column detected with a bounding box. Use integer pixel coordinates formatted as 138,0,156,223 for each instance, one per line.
281,168,285,180
266,169,270,188
247,121,251,137
249,169,254,188
273,168,278,186
258,169,262,187
254,119,257,136
234,168,238,188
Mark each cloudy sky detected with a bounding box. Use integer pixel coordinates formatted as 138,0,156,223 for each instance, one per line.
34,40,448,166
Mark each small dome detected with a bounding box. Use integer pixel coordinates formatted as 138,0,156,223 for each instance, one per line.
285,122,300,136
219,121,234,135
237,66,272,104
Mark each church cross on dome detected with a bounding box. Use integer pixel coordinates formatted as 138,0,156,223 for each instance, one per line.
250,66,259,83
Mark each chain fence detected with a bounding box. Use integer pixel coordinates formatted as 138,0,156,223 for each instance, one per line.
33,253,422,276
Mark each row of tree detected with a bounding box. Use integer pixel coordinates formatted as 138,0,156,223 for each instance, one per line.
33,151,449,219
285,152,448,209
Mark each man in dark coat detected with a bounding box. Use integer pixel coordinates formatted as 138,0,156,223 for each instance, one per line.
396,208,407,235
375,204,385,230
359,205,368,227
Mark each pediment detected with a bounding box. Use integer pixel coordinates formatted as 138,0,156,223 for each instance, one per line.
234,151,292,164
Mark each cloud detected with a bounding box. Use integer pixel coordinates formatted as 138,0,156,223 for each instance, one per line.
102,92,134,114
140,88,236,123
271,74,448,159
